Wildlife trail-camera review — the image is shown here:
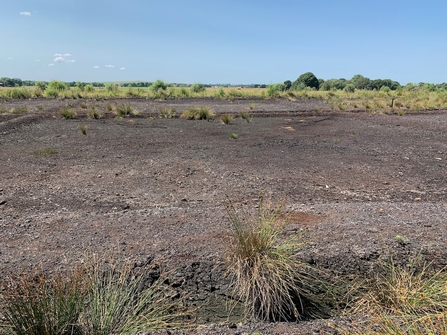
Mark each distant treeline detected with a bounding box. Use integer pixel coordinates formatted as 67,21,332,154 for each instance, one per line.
1,74,446,92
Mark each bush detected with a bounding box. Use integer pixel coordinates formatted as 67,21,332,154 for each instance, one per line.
191,83,206,93
180,106,215,120
344,84,355,93
159,107,177,119
35,81,47,90
266,83,285,97
150,80,168,92
47,80,68,92
84,84,95,93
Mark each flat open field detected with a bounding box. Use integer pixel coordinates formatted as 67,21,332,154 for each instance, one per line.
1,97,447,334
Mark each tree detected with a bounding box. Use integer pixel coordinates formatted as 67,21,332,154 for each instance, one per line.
283,80,292,90
292,72,319,90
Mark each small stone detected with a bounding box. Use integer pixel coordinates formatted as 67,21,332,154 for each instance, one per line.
414,197,421,201
0,199,6,205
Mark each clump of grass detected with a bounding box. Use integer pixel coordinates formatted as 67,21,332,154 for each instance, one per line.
33,147,57,156
180,106,215,121
352,257,447,317
220,114,234,124
87,107,103,119
0,269,86,335
105,103,114,112
229,133,238,139
159,107,177,119
225,196,325,321
79,125,87,135
0,256,190,335
11,106,29,114
80,102,88,109
80,256,189,335
339,257,447,334
115,103,140,116
59,108,77,119
0,105,8,114
240,111,252,123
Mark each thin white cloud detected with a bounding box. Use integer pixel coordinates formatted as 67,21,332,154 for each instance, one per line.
7,57,14,60
120,67,125,70
66,59,76,63
63,53,71,57
54,56,65,62
93,66,100,69
35,59,40,62
48,63,54,66
20,11,31,16
105,65,115,68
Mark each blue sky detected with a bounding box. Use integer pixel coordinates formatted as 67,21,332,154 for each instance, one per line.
1,1,446,85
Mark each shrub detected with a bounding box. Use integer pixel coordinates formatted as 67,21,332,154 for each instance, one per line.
105,83,118,94
84,84,95,93
220,114,234,124
150,79,168,92
8,87,32,99
266,83,285,97
180,106,215,121
229,133,238,139
35,81,47,90
178,87,191,97
47,80,67,92
225,196,322,321
59,108,77,119
215,88,226,99
344,84,355,93
190,83,206,93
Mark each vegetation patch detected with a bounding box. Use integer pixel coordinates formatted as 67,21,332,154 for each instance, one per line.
59,108,77,119
225,196,330,321
0,256,190,335
220,114,234,124
33,147,57,156
180,106,216,121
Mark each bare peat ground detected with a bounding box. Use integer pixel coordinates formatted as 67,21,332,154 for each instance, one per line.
1,97,447,334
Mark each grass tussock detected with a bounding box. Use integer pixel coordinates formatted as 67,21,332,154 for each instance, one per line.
79,125,87,135
220,114,234,124
59,108,77,119
0,256,190,335
159,107,177,119
115,103,140,117
225,196,329,321
338,257,447,334
180,106,216,121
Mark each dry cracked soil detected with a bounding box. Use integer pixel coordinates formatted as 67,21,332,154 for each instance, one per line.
1,97,447,334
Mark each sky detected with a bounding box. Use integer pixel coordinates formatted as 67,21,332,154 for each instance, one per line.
1,1,446,85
